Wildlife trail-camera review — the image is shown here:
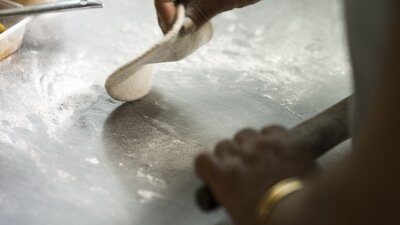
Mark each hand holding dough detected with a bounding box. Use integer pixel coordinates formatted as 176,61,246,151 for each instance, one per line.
155,0,260,30
105,4,213,102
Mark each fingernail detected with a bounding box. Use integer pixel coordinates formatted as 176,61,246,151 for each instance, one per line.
157,16,168,34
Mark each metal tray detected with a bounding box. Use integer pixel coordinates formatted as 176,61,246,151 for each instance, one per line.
0,0,31,61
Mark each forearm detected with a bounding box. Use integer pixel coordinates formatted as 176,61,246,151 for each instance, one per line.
268,138,400,225
267,91,400,225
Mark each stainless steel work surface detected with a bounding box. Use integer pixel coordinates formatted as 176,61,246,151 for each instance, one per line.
0,0,351,224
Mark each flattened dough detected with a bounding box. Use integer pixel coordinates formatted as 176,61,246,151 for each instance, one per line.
105,4,214,102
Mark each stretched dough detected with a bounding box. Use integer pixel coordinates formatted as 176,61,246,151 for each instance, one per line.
105,5,214,102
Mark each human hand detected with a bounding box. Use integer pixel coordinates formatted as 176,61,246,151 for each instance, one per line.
195,126,316,225
155,0,261,33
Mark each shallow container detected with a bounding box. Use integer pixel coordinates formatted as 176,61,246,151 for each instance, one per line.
0,0,31,61
12,0,55,5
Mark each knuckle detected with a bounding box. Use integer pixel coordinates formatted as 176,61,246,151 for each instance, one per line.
215,139,233,150
260,125,288,136
234,128,257,141
256,136,286,153
235,128,250,136
215,140,235,156
269,139,286,152
261,124,287,133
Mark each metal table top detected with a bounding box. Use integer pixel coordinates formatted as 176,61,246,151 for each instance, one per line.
0,0,351,224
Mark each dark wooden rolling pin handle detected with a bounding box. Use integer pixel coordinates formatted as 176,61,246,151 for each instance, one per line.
196,96,351,211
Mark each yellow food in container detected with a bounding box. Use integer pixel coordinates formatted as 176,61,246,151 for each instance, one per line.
0,22,6,33
0,0,31,61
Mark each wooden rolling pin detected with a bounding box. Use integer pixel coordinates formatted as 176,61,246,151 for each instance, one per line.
196,96,351,211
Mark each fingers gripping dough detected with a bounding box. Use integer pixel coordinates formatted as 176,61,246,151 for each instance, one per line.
105,5,214,102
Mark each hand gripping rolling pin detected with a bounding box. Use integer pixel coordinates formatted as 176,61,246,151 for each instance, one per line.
196,96,352,211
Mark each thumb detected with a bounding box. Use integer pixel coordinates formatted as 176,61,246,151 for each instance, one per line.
155,0,178,33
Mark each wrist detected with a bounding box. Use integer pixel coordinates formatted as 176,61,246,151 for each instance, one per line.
266,180,336,225
266,188,306,225
257,178,305,225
